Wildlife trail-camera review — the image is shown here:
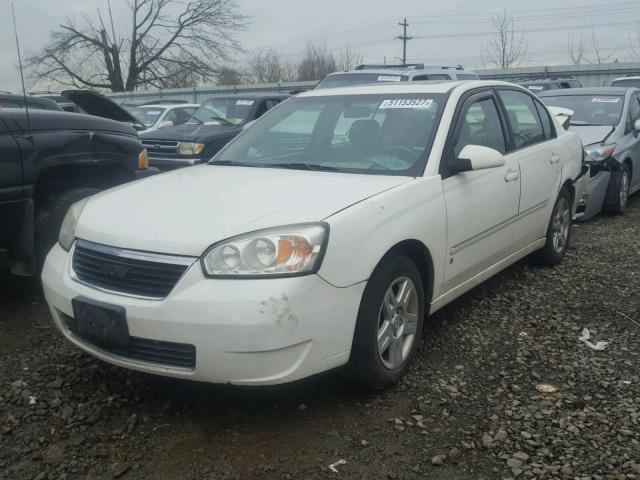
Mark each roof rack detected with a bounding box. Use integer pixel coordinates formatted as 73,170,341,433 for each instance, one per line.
354,63,464,71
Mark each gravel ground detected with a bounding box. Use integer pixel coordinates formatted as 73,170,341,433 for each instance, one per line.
1,196,639,480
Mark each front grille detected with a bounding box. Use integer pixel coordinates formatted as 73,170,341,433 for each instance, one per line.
141,139,179,152
60,312,196,369
72,240,195,299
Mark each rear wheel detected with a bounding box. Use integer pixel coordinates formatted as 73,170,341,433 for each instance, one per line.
531,188,572,266
606,164,630,215
35,187,99,270
349,255,425,390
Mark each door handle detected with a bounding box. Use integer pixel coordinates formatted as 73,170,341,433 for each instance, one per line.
504,170,520,182
550,153,561,164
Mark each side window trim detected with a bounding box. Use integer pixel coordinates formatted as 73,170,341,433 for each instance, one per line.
532,97,556,140
440,89,507,179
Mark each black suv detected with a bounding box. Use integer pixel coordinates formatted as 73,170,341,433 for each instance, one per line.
141,94,289,170
1,91,152,276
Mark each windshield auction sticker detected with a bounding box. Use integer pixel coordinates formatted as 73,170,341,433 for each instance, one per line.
380,98,434,109
236,100,255,106
377,75,402,82
591,97,620,103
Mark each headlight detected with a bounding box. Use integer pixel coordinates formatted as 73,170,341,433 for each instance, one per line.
58,198,91,251
178,142,205,156
585,144,615,162
202,223,329,278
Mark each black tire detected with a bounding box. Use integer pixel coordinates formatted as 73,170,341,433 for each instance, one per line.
531,187,573,266
605,164,630,215
349,255,425,390
34,187,99,270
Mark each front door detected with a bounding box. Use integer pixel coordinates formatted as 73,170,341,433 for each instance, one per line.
441,92,521,293
0,118,24,244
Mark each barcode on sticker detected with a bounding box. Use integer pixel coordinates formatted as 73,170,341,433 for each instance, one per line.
592,97,620,103
236,100,255,106
377,75,402,82
380,98,434,109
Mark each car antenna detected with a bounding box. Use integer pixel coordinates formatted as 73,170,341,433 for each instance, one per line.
10,0,33,139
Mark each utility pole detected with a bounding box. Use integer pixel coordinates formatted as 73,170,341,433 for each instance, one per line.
397,18,412,66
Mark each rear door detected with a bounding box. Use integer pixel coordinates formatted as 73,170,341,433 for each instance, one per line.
441,90,520,292
496,88,562,249
0,117,24,244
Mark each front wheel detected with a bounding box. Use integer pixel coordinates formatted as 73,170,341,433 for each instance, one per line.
349,255,425,390
606,164,630,215
531,188,572,266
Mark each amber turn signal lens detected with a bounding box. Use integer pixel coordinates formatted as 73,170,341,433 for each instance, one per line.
138,149,149,169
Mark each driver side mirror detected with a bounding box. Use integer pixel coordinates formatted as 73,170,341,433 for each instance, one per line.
157,120,174,129
453,145,505,173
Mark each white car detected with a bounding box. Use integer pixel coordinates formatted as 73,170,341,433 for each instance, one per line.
42,81,587,389
132,104,199,134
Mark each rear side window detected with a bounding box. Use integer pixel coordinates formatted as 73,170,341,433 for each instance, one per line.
412,74,451,81
456,74,479,80
534,100,554,139
498,90,546,149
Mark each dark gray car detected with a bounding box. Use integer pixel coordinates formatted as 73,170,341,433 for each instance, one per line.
539,87,640,219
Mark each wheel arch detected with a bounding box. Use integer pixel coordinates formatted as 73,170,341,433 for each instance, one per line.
378,239,435,314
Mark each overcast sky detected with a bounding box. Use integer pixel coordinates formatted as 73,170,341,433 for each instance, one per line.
1,0,638,92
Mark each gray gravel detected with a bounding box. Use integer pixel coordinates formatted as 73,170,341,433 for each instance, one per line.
1,196,639,480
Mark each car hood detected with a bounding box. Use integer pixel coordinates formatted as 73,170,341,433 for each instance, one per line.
61,90,141,127
76,166,412,256
140,123,240,143
570,125,616,147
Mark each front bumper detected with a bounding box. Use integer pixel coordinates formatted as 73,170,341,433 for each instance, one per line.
42,243,365,385
147,155,203,170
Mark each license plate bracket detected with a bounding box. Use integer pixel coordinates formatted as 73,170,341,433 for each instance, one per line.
72,297,129,348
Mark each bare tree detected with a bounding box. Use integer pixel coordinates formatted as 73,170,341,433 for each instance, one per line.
248,49,297,83
586,23,618,64
297,43,337,81
216,66,244,85
481,11,528,69
568,31,586,65
26,0,248,92
335,46,364,71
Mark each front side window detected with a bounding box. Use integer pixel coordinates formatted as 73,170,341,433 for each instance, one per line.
540,94,624,127
212,94,446,176
499,90,546,149
189,98,256,125
452,96,506,158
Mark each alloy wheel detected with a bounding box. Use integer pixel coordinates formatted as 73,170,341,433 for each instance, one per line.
377,276,419,370
552,197,571,254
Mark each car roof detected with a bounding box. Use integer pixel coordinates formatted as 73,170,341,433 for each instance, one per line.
134,104,199,109
612,76,640,82
326,68,471,77
0,94,62,109
538,87,633,96
298,80,517,98
202,94,290,100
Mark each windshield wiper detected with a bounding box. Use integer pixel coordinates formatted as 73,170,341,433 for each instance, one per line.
261,162,340,172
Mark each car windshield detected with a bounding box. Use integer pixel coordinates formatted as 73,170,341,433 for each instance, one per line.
315,73,409,89
132,107,167,127
210,93,446,176
541,95,624,126
611,79,640,88
188,98,254,125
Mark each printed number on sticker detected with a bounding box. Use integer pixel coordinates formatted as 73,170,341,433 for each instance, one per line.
380,98,434,109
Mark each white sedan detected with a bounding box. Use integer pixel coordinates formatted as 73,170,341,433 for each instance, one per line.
132,104,199,134
42,81,587,389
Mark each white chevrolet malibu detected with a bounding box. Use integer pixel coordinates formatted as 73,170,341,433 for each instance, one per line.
42,81,588,389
